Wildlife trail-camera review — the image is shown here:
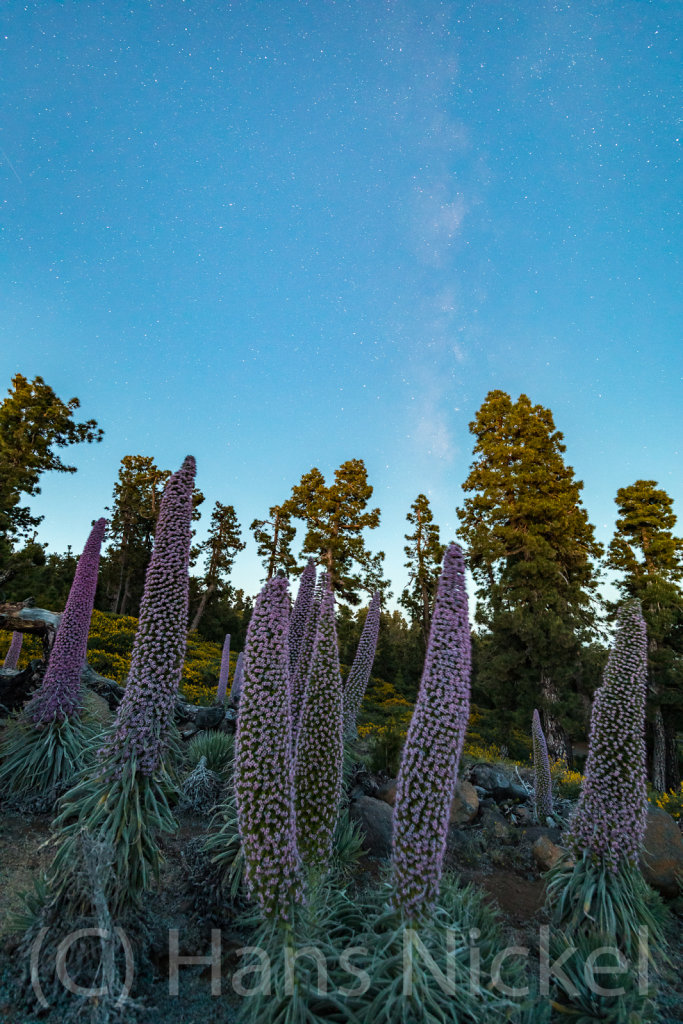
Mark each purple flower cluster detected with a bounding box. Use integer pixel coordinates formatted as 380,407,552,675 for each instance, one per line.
103,456,195,777
532,709,553,821
294,589,344,869
3,631,23,670
343,591,381,737
289,558,316,675
27,518,106,725
216,633,231,704
391,543,471,918
565,599,649,871
230,650,244,702
290,571,326,742
234,574,303,919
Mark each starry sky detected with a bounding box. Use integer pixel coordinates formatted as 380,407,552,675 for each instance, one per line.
1,1,681,606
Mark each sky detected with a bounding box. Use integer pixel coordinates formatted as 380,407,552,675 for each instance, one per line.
1,0,681,609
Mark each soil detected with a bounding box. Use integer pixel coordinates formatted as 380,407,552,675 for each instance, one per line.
0,792,680,1023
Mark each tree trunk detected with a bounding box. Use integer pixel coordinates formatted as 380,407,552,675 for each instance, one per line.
0,602,61,661
540,674,573,766
651,705,667,792
190,582,216,632
664,720,681,791
119,574,131,616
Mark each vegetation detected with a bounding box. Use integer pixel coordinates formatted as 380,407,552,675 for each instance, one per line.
457,389,604,764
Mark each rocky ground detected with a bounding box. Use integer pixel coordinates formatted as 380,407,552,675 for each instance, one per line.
0,754,681,1023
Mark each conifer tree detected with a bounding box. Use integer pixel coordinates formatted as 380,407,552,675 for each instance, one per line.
456,390,603,763
190,501,245,631
250,503,297,579
607,479,683,790
285,458,390,604
399,493,445,644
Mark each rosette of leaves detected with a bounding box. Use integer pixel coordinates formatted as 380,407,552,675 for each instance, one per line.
343,591,381,738
234,573,303,920
532,709,553,822
46,457,196,914
294,588,344,872
0,518,106,801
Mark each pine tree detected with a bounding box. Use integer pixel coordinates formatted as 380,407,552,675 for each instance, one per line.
0,374,102,585
606,479,683,790
285,459,390,604
399,494,445,644
250,504,297,579
190,502,245,631
456,390,603,763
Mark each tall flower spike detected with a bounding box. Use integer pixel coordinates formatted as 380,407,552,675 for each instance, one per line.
234,574,303,919
564,599,649,871
27,519,107,724
294,589,344,870
343,591,381,737
290,571,327,742
230,650,244,703
391,543,471,918
103,456,196,777
289,558,316,675
216,634,231,704
3,631,23,671
532,709,553,821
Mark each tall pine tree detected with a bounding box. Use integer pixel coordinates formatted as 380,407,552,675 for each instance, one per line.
285,459,391,604
190,501,245,631
399,493,445,644
607,479,683,790
250,503,297,580
456,390,603,763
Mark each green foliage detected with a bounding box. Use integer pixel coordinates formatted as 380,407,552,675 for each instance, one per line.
367,714,408,776
50,759,177,915
399,493,446,643
190,500,245,630
546,851,668,967
250,502,297,579
456,390,603,758
285,458,391,604
186,730,234,778
0,373,103,553
0,713,99,801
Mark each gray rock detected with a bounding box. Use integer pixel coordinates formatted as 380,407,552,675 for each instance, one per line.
349,795,393,858
195,705,226,730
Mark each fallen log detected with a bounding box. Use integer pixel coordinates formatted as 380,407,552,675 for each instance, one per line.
0,602,61,660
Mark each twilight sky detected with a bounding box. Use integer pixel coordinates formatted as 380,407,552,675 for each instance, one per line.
1,0,681,606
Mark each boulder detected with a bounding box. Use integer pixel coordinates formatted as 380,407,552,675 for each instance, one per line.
377,779,397,806
194,705,226,730
349,796,394,857
450,780,479,826
468,763,527,801
640,806,683,899
532,835,566,872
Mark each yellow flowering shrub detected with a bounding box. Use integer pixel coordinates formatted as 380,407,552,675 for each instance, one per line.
550,759,583,799
653,783,683,821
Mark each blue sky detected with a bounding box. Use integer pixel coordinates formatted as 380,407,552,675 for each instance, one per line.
1,1,680,607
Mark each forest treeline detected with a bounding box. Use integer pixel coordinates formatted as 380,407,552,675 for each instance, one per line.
1,373,681,787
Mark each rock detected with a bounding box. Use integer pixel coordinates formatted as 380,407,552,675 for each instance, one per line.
640,806,683,899
450,780,479,826
532,835,565,872
348,796,393,857
181,724,199,739
377,780,397,806
468,763,527,801
508,804,533,826
194,705,226,730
